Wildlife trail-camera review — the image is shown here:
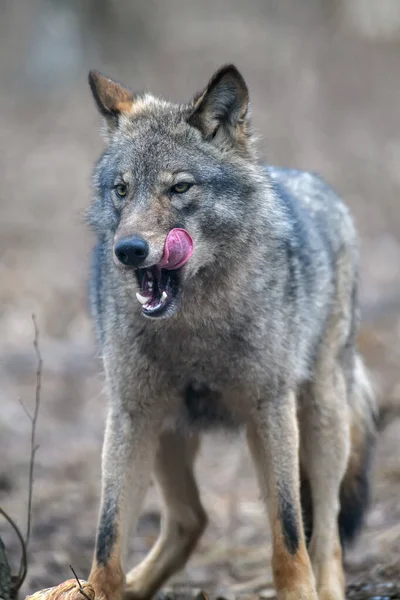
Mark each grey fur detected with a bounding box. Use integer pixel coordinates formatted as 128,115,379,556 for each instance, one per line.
87,66,376,600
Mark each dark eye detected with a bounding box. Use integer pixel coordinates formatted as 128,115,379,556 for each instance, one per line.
115,183,128,198
171,182,193,194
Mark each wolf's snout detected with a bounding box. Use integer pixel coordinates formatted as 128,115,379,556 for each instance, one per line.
114,236,149,267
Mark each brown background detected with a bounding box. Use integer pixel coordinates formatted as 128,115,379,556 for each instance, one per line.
1,1,400,597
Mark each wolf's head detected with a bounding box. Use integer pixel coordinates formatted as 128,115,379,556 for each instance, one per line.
88,65,265,319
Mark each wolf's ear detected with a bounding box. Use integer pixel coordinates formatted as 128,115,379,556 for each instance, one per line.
88,70,134,128
188,65,250,151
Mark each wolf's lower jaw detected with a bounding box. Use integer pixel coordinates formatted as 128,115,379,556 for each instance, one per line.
135,266,180,318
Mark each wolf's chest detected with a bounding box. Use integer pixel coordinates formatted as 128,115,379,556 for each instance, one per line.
167,340,251,430
139,321,257,431
143,322,249,380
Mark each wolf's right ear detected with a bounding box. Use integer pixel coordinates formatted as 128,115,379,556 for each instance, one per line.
188,65,250,153
88,70,134,131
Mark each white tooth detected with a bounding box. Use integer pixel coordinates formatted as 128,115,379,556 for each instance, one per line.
136,292,151,305
161,291,168,302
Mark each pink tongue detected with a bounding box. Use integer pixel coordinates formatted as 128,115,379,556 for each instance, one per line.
159,228,193,270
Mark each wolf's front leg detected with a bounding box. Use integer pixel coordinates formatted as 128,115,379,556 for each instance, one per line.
89,405,162,600
247,390,318,600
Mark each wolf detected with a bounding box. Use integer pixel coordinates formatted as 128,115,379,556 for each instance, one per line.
86,65,376,600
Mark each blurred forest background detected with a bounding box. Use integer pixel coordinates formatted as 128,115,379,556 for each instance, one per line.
1,1,400,597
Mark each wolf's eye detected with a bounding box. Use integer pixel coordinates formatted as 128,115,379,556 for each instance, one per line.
115,183,128,198
171,182,193,194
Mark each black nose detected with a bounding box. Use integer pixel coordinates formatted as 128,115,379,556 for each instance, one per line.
114,236,149,267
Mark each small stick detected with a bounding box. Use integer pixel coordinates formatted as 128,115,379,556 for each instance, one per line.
0,315,43,596
15,314,43,590
25,313,42,549
69,565,93,600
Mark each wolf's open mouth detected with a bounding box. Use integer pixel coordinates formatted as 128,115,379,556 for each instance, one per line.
136,266,180,318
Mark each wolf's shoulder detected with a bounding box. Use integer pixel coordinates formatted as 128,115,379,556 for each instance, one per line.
266,166,357,254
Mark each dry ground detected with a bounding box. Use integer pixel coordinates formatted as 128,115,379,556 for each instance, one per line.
1,2,400,598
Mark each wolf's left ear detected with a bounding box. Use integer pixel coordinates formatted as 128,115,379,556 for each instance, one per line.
88,70,134,130
188,65,250,151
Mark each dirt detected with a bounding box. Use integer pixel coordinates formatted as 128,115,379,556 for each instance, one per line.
1,1,400,599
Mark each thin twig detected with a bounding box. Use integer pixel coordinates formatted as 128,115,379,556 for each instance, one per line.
0,506,27,590
25,314,42,550
0,316,43,596
18,398,33,421
69,565,92,600
13,315,43,591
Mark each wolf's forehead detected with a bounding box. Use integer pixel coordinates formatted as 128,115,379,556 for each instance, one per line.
119,95,186,134
114,117,200,172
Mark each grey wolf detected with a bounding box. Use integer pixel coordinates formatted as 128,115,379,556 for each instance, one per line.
86,65,376,600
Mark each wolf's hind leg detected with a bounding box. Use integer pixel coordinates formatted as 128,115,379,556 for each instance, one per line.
125,431,207,600
299,365,350,600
